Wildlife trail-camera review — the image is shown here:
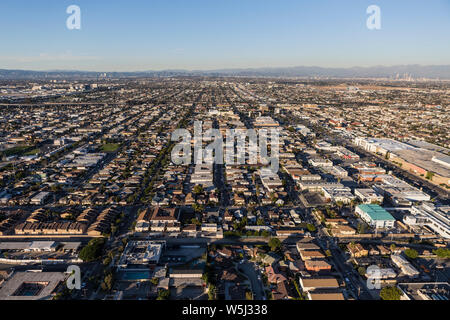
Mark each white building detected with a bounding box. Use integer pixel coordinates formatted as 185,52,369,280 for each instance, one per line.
308,157,333,168
354,188,384,204
30,192,50,205
403,203,450,239
391,255,420,277
355,204,395,229
322,187,355,204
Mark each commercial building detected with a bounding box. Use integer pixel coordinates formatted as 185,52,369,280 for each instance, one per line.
191,164,214,189
297,181,343,192
259,168,283,192
308,157,333,168
30,192,50,205
373,175,431,203
0,271,68,300
391,254,420,277
354,188,384,204
118,241,166,270
307,292,345,300
353,137,415,156
322,186,355,204
170,269,203,279
253,116,279,128
304,260,332,272
355,204,396,229
403,203,450,239
299,277,340,291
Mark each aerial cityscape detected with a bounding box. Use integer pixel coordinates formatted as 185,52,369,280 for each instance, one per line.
0,1,449,311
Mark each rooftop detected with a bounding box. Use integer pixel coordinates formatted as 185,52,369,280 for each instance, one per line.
357,204,395,221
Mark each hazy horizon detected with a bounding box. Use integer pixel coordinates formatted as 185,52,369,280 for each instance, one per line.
1,0,449,71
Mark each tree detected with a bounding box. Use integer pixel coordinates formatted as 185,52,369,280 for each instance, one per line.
403,249,419,260
193,184,204,195
192,203,204,213
79,238,105,262
357,266,366,276
357,223,367,234
151,277,159,286
268,238,282,252
102,273,114,292
257,218,265,226
261,230,270,238
380,286,402,300
102,257,112,266
306,224,316,232
208,284,216,300
157,289,170,300
433,248,450,259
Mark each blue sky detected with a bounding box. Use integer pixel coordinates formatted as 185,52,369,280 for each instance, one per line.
0,0,449,71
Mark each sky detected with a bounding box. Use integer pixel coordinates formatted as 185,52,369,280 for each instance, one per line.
0,0,449,71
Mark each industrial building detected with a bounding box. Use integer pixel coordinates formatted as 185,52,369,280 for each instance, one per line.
355,204,396,229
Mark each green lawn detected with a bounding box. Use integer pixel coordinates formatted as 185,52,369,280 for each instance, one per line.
1,145,39,157
24,148,40,156
101,143,120,153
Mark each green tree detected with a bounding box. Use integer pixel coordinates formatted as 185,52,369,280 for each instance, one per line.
193,184,204,195
261,230,270,238
102,273,114,292
433,248,450,259
380,286,402,300
425,171,435,180
192,203,204,213
102,257,112,266
403,249,419,259
268,238,282,252
208,284,216,300
306,224,316,232
79,238,105,262
357,266,366,276
157,289,170,300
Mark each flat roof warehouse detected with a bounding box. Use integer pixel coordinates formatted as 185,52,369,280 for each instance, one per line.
358,204,395,221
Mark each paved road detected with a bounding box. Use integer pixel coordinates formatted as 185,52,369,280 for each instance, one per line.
237,261,265,300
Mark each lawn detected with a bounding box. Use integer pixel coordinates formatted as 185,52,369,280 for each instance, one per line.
1,145,39,157
24,148,40,156
101,143,120,153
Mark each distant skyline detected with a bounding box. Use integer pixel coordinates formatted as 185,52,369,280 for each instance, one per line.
1,0,450,71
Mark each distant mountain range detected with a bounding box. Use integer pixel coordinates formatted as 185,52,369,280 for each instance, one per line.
1,65,450,80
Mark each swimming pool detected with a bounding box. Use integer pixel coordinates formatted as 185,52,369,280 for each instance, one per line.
120,271,151,281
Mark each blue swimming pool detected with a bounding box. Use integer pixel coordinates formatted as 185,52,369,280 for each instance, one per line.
120,271,151,281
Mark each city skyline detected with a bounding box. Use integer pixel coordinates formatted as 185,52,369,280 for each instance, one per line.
0,0,450,71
